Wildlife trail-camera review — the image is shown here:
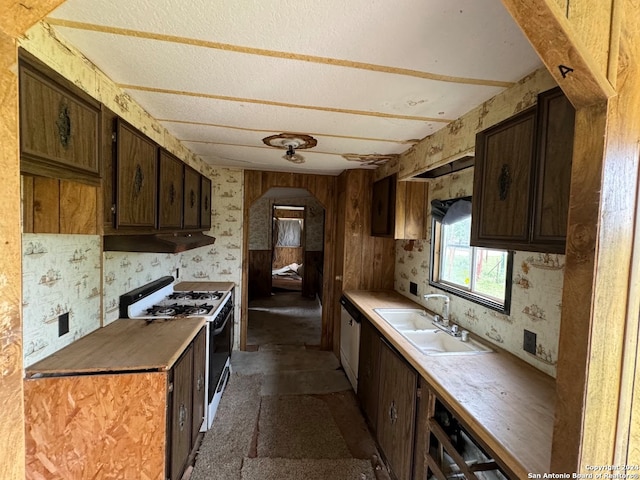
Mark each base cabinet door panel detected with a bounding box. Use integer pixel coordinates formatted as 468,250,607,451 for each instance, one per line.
191,328,207,444
357,319,381,432
376,340,418,480
170,344,194,480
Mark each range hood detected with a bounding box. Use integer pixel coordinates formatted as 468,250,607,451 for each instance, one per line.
412,155,474,179
103,232,216,253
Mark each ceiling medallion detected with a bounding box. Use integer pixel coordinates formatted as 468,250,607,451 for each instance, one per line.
342,153,399,167
263,133,318,165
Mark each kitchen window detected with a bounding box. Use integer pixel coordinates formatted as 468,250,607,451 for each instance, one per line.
430,197,512,314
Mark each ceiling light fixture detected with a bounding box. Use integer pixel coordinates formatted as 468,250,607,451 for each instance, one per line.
262,133,317,165
282,141,306,164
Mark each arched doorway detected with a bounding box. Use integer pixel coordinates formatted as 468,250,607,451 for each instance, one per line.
246,188,325,348
241,171,338,351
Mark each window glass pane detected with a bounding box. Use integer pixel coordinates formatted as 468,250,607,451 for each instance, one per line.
473,249,508,302
440,217,472,288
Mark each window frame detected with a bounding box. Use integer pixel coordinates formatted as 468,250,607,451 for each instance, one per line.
429,203,513,315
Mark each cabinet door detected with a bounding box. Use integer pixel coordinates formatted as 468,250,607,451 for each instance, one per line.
183,166,201,229
371,174,396,237
158,150,184,229
191,328,207,445
19,52,100,183
170,345,193,480
395,180,428,239
200,175,212,230
471,107,536,249
531,88,575,252
357,319,381,432
115,119,158,228
376,340,418,480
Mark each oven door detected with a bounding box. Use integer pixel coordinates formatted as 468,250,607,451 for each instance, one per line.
208,307,232,403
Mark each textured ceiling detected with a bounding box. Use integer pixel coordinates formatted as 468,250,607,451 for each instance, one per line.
47,0,542,175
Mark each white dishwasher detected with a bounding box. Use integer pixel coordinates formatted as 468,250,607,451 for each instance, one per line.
339,295,361,391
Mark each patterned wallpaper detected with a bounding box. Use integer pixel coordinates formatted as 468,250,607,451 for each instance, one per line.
248,195,325,252
22,234,102,367
394,169,564,377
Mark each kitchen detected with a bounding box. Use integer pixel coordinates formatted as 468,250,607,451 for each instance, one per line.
1,1,639,480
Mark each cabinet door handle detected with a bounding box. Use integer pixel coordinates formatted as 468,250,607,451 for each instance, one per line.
498,164,511,200
169,182,176,205
56,100,71,148
190,189,196,208
179,404,187,431
197,374,203,392
389,400,398,425
134,164,144,196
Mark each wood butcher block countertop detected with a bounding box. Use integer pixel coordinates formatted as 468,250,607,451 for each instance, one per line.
344,290,555,478
25,317,205,377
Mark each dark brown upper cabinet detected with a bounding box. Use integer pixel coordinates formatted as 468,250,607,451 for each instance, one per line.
183,166,201,229
471,87,575,254
371,174,428,239
19,49,101,185
200,175,212,230
158,149,184,229
114,118,158,229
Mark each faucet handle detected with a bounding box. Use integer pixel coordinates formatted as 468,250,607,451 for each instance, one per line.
450,324,459,336
433,314,441,323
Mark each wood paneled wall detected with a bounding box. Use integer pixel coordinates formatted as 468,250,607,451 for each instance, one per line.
22,175,98,234
248,249,272,300
302,250,324,299
242,170,338,350
272,246,303,269
332,169,395,354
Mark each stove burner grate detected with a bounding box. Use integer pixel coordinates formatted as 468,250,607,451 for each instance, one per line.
168,291,223,301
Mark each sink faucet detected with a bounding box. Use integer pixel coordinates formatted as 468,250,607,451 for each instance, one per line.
423,294,450,325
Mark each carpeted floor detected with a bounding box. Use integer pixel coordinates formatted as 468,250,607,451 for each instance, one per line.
190,293,388,480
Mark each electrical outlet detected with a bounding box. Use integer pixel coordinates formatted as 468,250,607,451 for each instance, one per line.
523,329,537,355
409,282,418,296
58,313,69,337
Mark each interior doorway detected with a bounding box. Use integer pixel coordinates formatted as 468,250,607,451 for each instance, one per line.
246,188,326,350
271,205,305,295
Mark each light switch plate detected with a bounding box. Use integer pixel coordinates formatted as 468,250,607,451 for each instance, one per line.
409,282,418,296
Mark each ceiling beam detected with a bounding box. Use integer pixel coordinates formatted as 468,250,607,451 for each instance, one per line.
500,0,616,108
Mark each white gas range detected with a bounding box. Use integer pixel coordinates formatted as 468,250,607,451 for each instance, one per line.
119,276,233,431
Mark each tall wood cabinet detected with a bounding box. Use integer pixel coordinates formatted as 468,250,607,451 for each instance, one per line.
471,87,575,253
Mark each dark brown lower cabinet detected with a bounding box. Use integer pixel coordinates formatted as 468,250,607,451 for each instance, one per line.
357,319,381,432
170,344,194,480
376,340,418,480
170,328,207,480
